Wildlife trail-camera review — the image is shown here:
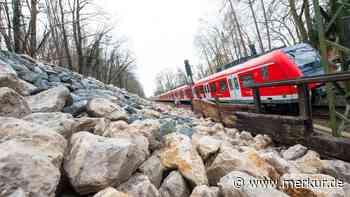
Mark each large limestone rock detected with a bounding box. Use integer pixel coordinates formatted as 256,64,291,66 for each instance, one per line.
344,183,350,196
0,60,17,75
190,186,220,197
218,171,289,197
207,148,280,185
196,136,222,160
259,151,300,175
103,124,150,163
73,117,110,135
117,173,160,197
0,63,36,96
126,120,162,151
141,108,161,119
239,131,254,141
104,120,161,152
280,173,345,197
194,124,225,138
160,132,208,186
251,134,273,150
23,112,76,139
160,118,177,137
26,85,71,112
282,144,308,160
139,152,166,188
294,150,324,174
0,146,61,197
192,125,240,150
0,117,67,167
64,132,148,194
0,87,31,118
101,120,129,135
159,171,190,197
93,187,131,197
86,98,128,121
322,160,350,183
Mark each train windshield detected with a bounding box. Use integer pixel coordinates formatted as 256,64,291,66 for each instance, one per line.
282,43,324,76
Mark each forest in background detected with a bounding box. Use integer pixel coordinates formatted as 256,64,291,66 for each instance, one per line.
154,0,350,96
0,0,145,97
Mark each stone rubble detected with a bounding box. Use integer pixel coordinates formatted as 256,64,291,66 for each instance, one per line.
159,171,190,197
0,87,31,118
0,51,349,196
282,144,308,160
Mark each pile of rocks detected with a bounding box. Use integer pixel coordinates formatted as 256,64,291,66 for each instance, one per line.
0,52,350,197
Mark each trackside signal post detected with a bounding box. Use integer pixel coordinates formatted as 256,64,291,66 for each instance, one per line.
184,60,195,110
184,60,194,85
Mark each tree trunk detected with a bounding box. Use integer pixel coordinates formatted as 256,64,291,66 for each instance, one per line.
228,0,248,57
29,0,37,57
13,0,23,53
248,0,264,53
59,0,73,70
260,0,271,50
289,0,308,42
73,0,84,73
231,23,242,59
312,0,338,136
0,1,13,51
304,0,313,42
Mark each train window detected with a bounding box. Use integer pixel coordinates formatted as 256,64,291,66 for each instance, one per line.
185,89,191,97
219,80,227,92
234,78,240,90
210,83,216,92
199,86,204,94
241,75,254,87
195,87,200,96
282,43,323,76
228,78,234,90
261,67,269,80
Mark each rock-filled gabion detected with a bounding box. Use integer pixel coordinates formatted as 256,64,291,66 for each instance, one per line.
0,51,349,197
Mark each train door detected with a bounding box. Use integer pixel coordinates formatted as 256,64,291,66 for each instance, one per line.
228,75,241,100
204,83,212,99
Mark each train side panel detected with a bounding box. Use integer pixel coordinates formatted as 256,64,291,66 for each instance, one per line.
157,43,322,105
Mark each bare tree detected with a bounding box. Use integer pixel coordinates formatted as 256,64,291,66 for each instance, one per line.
260,0,271,50
288,0,308,42
0,0,145,96
246,0,265,53
227,0,248,56
59,0,73,69
13,0,23,53
29,0,38,57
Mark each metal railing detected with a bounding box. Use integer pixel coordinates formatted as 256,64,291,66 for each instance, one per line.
245,71,350,137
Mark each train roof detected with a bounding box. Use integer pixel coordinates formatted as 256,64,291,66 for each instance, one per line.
194,50,285,85
158,43,314,96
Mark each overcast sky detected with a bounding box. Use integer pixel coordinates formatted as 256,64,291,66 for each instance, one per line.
95,0,220,97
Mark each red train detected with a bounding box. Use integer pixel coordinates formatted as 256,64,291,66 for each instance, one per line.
156,43,323,105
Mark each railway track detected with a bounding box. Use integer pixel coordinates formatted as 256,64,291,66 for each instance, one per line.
312,105,347,119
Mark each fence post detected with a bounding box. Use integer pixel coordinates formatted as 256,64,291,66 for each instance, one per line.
253,88,262,113
215,97,223,122
297,83,313,135
297,84,312,119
